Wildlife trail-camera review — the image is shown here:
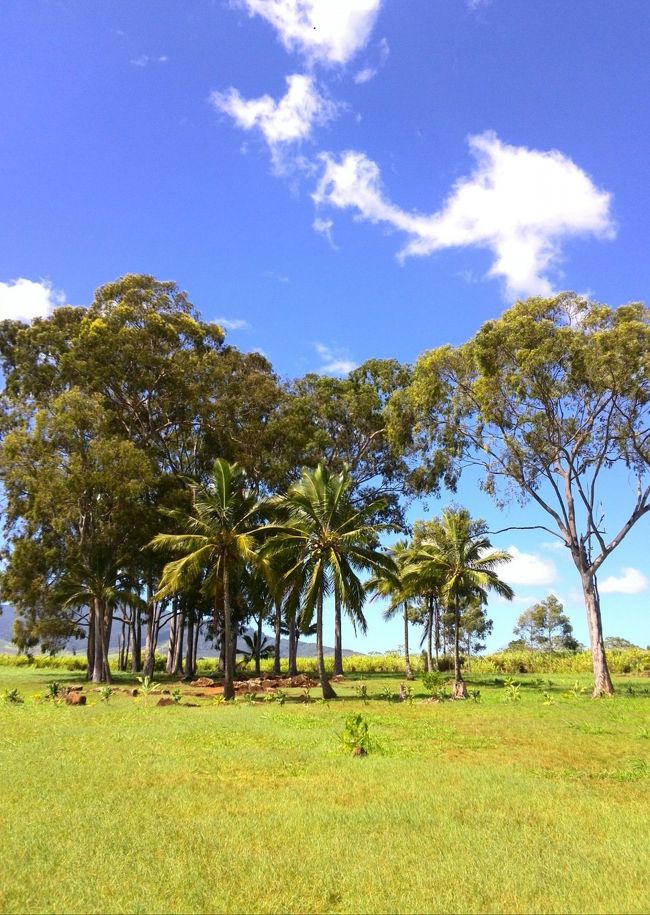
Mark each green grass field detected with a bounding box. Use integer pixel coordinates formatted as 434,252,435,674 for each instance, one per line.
1,666,649,914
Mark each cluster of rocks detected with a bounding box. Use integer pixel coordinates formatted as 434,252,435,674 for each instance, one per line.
189,674,319,692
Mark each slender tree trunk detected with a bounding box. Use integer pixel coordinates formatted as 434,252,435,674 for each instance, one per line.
316,592,336,699
273,601,282,676
426,595,433,672
143,584,159,678
403,604,414,680
434,599,440,666
580,567,614,696
255,613,262,676
86,607,95,681
172,612,184,676
288,615,298,677
131,606,142,673
118,626,125,671
166,599,178,675
222,564,235,701
333,588,343,676
185,613,195,679
451,592,467,699
193,617,200,671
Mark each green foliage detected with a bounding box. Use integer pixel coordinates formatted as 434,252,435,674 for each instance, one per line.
355,683,370,704
340,714,373,755
99,686,113,703
503,678,521,702
171,689,182,704
379,686,395,702
45,681,61,700
136,676,160,704
422,671,442,693
1,687,24,704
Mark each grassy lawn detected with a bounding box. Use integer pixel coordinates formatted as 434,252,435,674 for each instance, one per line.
1,666,649,914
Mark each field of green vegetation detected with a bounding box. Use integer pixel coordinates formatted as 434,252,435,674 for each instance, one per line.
2,664,649,915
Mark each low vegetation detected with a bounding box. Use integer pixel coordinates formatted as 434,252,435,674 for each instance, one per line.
1,664,649,914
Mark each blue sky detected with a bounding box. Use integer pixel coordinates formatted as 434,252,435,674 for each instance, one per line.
1,0,649,653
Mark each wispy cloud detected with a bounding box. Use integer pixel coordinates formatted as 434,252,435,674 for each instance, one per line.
211,74,338,168
0,278,65,322
312,216,337,249
313,131,615,298
215,316,251,331
129,55,169,67
235,0,383,66
354,36,389,84
262,270,291,284
599,567,649,595
315,342,356,375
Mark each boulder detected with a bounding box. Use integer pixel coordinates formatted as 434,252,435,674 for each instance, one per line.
65,685,84,693
156,697,174,707
191,677,216,688
65,692,86,706
129,688,140,697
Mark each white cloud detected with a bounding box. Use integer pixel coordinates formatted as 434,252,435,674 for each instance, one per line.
215,316,251,331
354,36,389,83
236,0,382,66
262,270,291,284
354,67,376,85
500,546,557,587
312,216,337,249
129,55,168,67
313,131,615,298
315,343,356,375
211,74,338,165
0,278,65,322
599,567,650,595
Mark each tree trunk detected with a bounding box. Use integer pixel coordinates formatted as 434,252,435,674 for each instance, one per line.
273,601,282,676
185,613,195,679
451,593,466,699
222,564,235,701
580,568,614,696
86,607,95,681
166,600,178,675
426,595,433,673
403,604,414,680
288,615,298,677
255,613,262,676
131,605,142,673
434,598,440,666
333,588,343,676
316,592,337,699
92,598,112,683
172,612,184,677
143,584,159,678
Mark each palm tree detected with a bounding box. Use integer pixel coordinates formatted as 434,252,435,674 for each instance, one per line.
408,509,513,698
148,458,266,700
57,552,144,683
264,463,395,699
366,539,416,680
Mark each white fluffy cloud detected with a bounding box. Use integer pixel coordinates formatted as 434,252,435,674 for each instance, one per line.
313,131,615,297
0,278,65,322
500,546,557,587
236,0,382,66
315,342,356,375
599,567,650,596
211,74,337,162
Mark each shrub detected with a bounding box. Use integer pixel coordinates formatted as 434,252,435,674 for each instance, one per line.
340,714,373,756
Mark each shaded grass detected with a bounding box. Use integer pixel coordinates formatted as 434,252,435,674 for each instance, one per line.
1,668,649,914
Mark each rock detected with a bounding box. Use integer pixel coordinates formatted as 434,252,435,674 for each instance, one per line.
352,746,367,757
156,697,174,706
332,675,345,682
65,685,84,693
65,692,86,706
129,688,139,697
191,677,216,688
261,679,275,689
161,689,170,695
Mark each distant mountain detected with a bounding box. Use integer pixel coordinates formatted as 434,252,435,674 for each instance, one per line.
0,604,359,659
